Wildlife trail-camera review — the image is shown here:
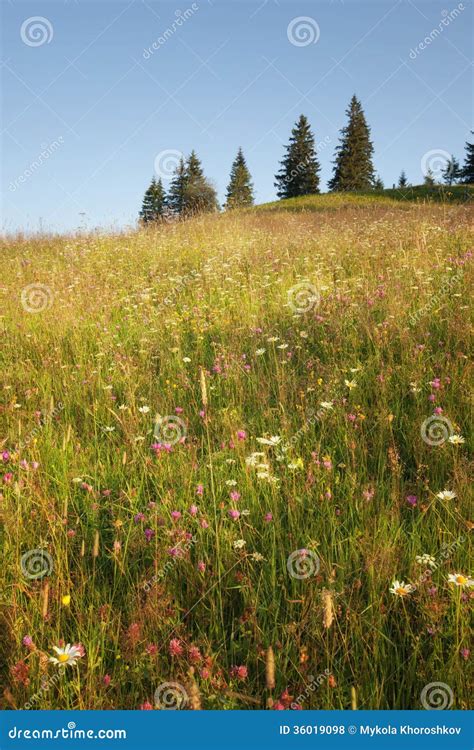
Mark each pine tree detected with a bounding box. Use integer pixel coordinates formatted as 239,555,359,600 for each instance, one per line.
424,168,435,187
461,132,474,184
328,95,375,191
374,175,384,190
182,151,219,216
225,148,254,208
167,158,187,215
139,177,166,223
274,115,320,199
442,156,462,185
185,150,204,181
398,170,408,188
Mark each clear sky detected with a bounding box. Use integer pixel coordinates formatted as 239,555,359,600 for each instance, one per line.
1,0,472,233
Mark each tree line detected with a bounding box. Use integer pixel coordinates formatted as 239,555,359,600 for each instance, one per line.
140,94,474,222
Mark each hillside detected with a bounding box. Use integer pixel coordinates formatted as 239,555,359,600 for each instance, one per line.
0,197,472,710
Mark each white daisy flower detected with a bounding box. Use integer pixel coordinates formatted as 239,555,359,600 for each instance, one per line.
389,580,415,597
447,573,473,587
49,644,83,667
448,434,465,445
255,348,266,356
256,436,281,446
436,490,457,501
138,406,150,414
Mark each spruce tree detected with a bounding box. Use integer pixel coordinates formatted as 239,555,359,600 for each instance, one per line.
442,156,461,185
225,148,254,208
374,175,384,190
461,132,474,184
182,151,219,216
398,170,408,188
167,158,187,215
424,168,435,187
328,95,375,191
274,114,321,199
139,177,166,223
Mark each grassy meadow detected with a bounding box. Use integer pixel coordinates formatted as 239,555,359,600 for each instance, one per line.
0,194,472,710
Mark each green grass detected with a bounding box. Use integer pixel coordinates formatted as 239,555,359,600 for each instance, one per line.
258,184,473,213
0,196,472,710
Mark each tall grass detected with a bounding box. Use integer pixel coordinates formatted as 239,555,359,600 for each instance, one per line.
0,196,472,710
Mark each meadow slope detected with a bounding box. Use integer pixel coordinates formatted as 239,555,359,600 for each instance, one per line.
0,196,472,710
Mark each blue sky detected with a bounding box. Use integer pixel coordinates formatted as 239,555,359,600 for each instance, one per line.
1,0,472,232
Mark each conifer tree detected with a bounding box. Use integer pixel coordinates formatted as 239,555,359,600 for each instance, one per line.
225,148,254,208
374,175,384,190
461,132,474,184
182,151,219,216
398,170,408,188
442,156,462,185
167,158,187,215
274,114,321,199
139,177,166,223
424,168,435,186
328,95,375,191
